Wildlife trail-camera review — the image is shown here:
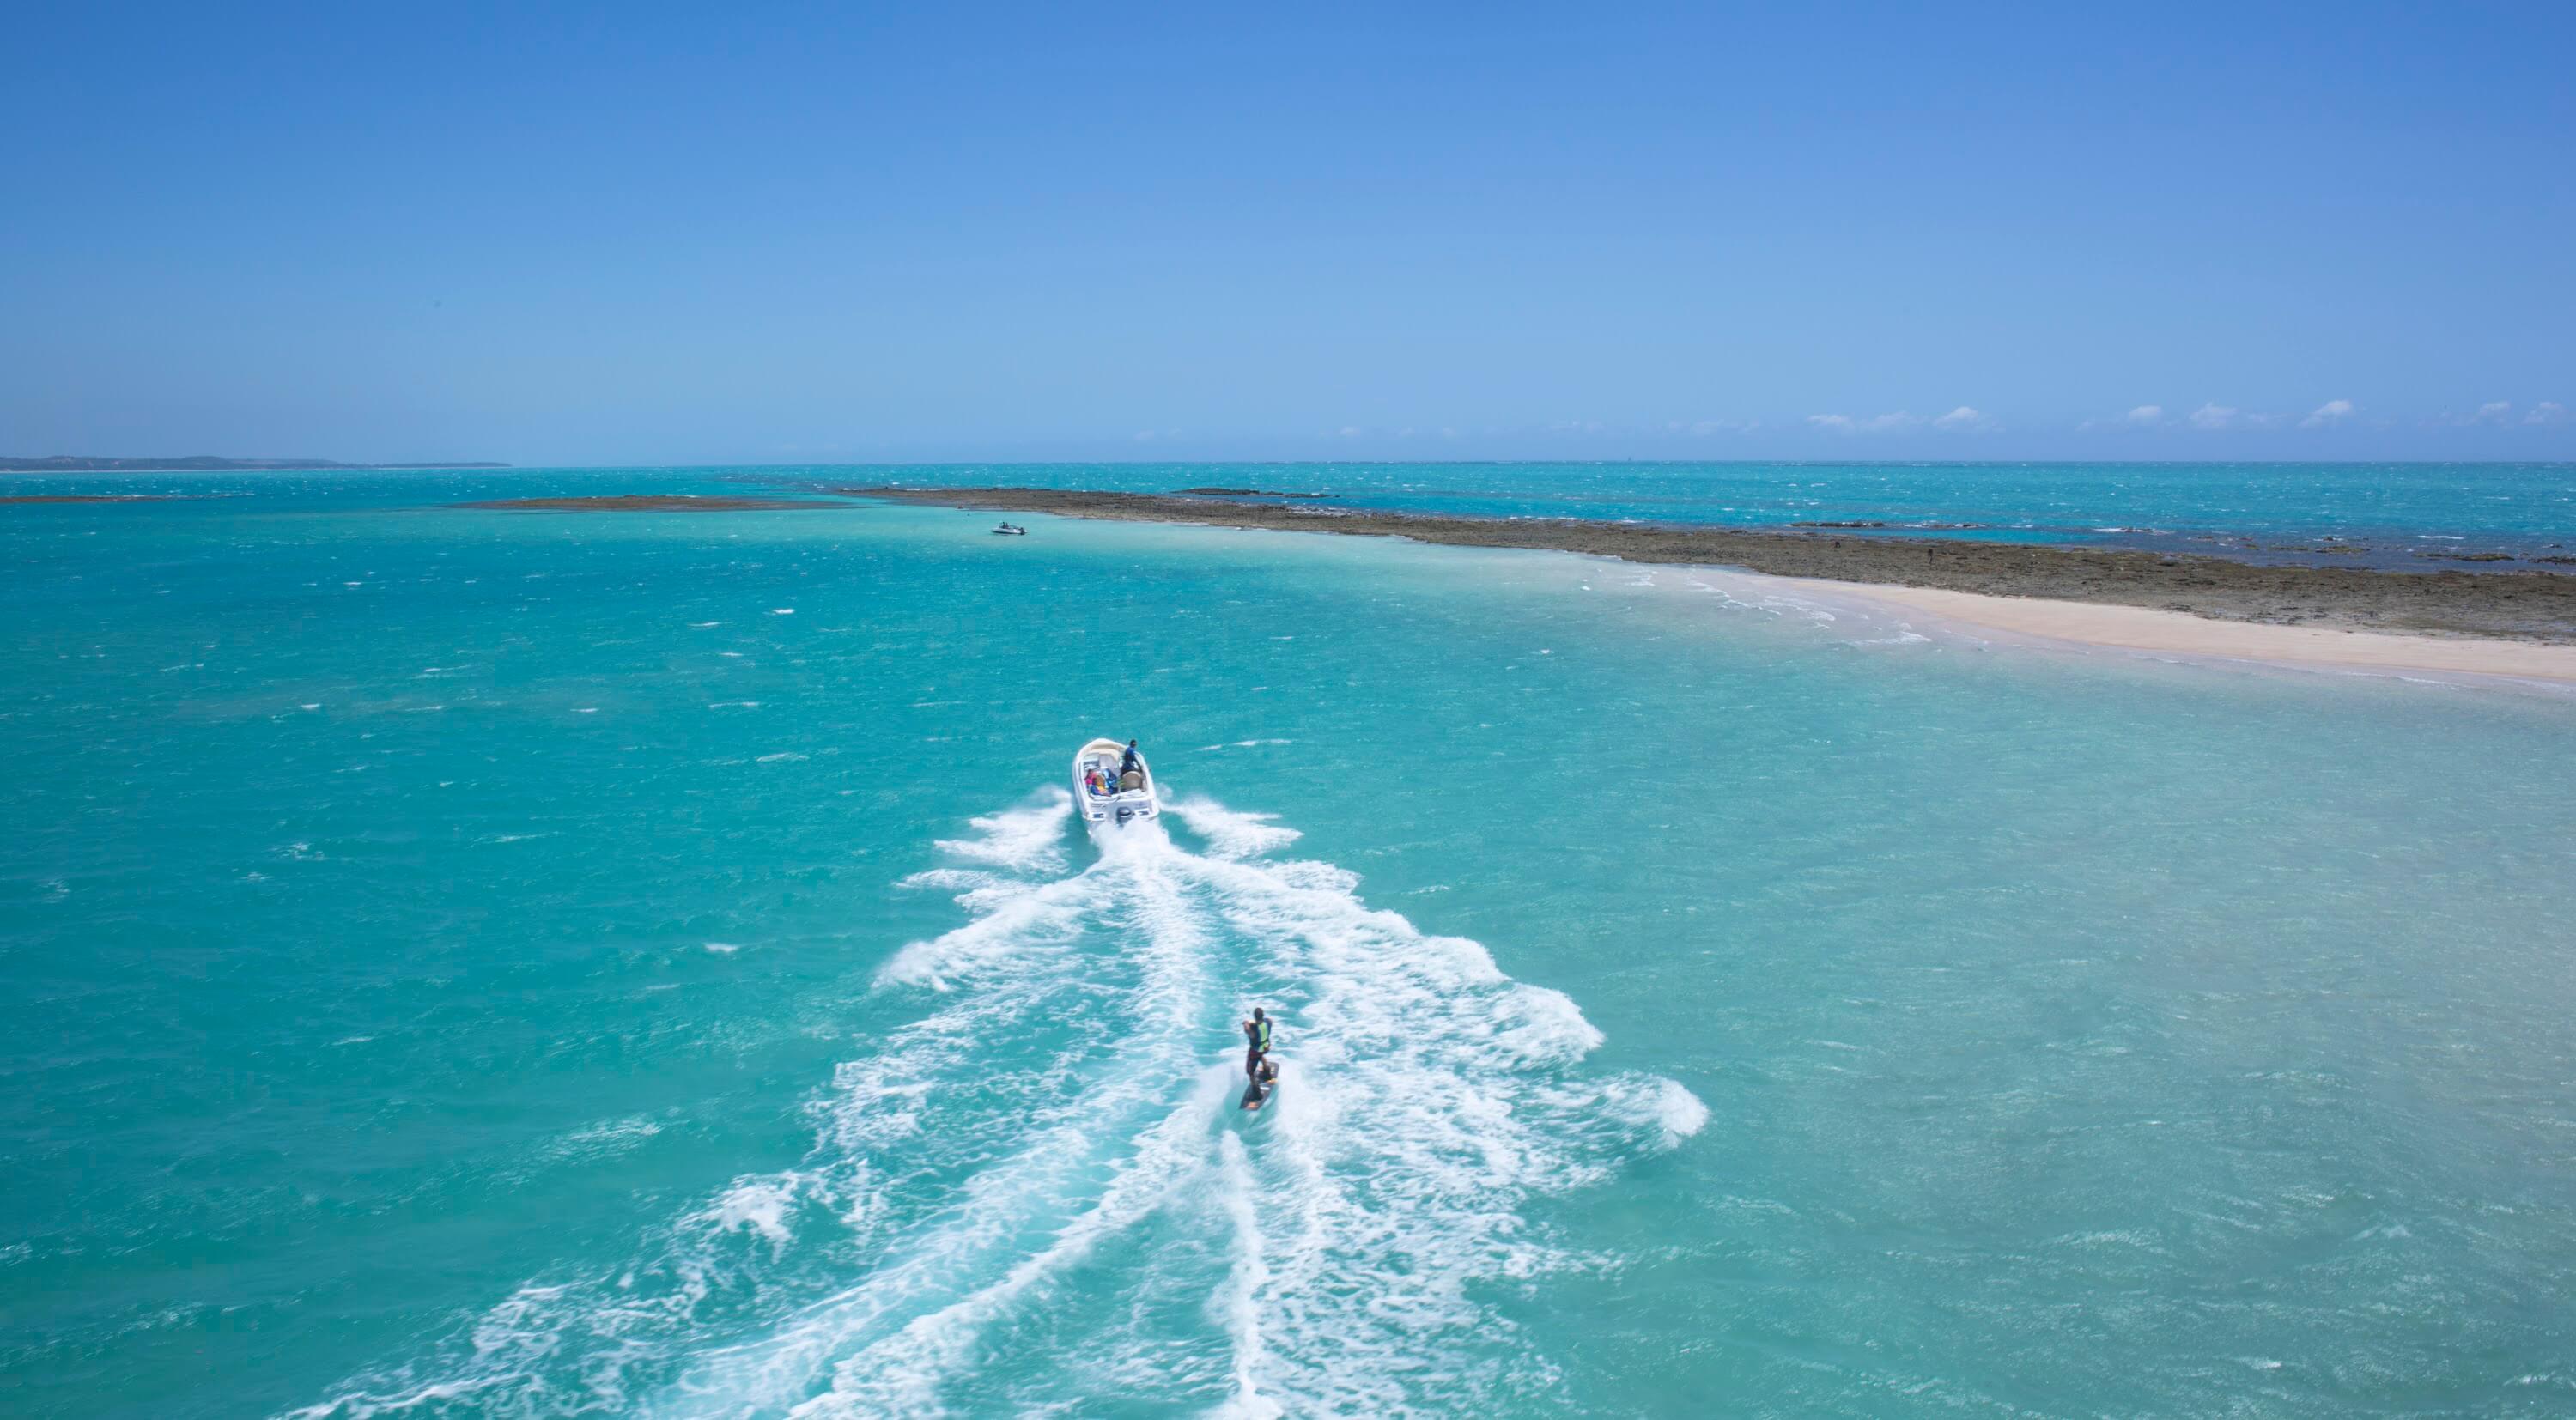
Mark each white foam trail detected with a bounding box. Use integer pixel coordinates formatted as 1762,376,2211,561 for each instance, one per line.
1186,858,1614,1410
702,1172,821,1254
1211,1132,1280,1420
1163,794,1303,860
787,1073,1233,1417
291,788,1703,1420
872,863,1096,990
655,822,1218,1417
929,788,1072,874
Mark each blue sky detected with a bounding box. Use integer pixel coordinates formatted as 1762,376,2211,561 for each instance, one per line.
5,2,2571,464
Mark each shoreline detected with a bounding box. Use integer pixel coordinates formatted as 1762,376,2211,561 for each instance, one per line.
1804,580,2576,686
844,485,2576,683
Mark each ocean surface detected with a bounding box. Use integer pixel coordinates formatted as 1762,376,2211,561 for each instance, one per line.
843,459,2576,567
13,458,2576,566
6,466,2576,1417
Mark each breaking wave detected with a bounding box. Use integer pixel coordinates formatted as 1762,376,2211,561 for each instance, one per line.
289,788,1702,1417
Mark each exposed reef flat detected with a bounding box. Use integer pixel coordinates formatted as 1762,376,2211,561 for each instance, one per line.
454,495,844,513
844,485,2576,649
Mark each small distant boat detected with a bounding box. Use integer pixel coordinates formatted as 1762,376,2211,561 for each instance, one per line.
1073,737,1158,824
992,523,1028,536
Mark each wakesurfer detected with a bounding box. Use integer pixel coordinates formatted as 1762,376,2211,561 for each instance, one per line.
1242,1006,1273,1079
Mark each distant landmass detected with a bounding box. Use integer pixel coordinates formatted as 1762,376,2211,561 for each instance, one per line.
0,456,509,472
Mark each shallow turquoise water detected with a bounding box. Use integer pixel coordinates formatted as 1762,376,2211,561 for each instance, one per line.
6,476,2576,1417
15,458,2576,563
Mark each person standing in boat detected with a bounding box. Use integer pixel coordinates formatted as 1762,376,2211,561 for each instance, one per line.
1120,739,1143,778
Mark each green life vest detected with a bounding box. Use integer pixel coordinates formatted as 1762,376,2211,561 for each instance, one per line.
1255,1018,1273,1052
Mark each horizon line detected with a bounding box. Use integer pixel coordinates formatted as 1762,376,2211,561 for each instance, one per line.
13,455,2576,472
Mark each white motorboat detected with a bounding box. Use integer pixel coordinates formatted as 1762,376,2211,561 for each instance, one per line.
992,523,1028,536
1073,737,1159,823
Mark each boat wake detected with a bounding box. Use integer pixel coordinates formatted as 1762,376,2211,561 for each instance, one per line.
291,788,1704,1418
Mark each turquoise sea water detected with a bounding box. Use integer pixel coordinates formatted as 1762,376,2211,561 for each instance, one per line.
6,470,2576,1417
15,459,2576,564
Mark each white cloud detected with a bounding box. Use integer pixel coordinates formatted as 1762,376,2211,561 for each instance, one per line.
1933,405,2000,432
2300,398,2356,428
2184,403,2292,430
1335,425,1363,438
2527,401,2569,427
2476,401,2513,425
2078,404,2166,432
1808,411,1919,434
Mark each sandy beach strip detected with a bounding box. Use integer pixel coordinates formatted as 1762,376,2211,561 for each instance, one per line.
845,485,2576,683
1808,580,2576,685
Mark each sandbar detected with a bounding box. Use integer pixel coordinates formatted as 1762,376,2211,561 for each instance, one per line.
846,485,2576,682
1811,580,2576,686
